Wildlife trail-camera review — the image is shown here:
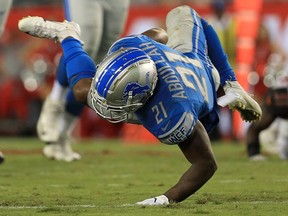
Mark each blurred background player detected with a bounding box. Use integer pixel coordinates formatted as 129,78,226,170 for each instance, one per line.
37,0,130,162
0,0,13,163
0,0,12,36
259,118,288,160
246,22,288,161
247,53,288,160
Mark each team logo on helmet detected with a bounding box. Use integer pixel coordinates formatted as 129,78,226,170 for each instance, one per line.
123,72,151,103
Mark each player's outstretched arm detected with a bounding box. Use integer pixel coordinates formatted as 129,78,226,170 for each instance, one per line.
136,120,217,205
164,120,217,203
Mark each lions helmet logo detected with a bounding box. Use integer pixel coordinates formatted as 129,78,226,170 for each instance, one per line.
123,72,151,104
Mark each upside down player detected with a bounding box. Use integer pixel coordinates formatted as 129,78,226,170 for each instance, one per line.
37,0,130,162
19,5,261,205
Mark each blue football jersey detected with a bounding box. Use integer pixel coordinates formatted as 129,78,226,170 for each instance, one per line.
109,35,219,144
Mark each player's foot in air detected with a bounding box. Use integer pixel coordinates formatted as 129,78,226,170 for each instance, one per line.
18,16,83,44
223,81,262,122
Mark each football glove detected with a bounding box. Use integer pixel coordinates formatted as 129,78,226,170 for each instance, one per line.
136,195,169,206
223,81,262,122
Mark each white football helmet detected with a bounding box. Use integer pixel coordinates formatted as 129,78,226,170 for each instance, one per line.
89,48,158,123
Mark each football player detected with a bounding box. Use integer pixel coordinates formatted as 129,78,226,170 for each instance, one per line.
36,0,130,162
0,0,13,162
19,5,261,205
0,0,12,36
247,55,288,161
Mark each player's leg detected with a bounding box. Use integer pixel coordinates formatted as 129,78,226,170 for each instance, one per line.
42,89,82,162
166,6,221,93
61,0,104,126
246,105,276,160
18,17,96,106
167,5,261,122
166,5,207,58
57,0,129,147
18,15,96,159
277,118,288,160
37,55,67,143
95,0,130,62
65,0,103,59
30,0,85,160
36,55,81,161
36,0,102,161
272,89,288,160
0,0,13,36
259,118,279,155
0,0,13,160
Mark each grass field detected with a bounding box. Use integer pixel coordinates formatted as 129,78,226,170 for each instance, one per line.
0,137,287,216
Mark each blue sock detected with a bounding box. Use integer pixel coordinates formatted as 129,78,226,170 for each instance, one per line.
201,18,236,86
61,38,96,88
57,49,84,117
56,55,69,87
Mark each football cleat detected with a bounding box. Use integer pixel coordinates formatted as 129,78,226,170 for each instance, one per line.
37,97,64,143
223,81,262,122
136,195,169,206
43,139,81,162
0,151,5,164
249,154,266,161
18,16,83,44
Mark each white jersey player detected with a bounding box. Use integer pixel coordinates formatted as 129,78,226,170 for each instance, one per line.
37,0,130,162
0,0,12,163
261,68,288,160
247,54,288,160
0,0,12,36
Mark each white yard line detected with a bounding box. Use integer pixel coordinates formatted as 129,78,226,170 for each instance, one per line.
0,205,96,209
1,201,288,209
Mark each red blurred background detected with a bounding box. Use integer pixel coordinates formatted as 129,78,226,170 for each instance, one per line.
1,1,288,142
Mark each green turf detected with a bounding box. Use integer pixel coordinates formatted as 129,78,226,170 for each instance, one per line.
0,137,287,216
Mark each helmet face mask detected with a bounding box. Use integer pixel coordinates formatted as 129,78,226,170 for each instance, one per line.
90,90,130,123
90,48,158,123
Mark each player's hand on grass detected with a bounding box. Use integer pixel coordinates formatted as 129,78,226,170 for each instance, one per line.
136,195,169,206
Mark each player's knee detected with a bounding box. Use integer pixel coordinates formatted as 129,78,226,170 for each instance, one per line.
167,5,190,21
166,5,199,34
168,5,199,18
